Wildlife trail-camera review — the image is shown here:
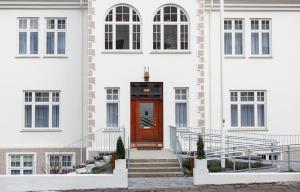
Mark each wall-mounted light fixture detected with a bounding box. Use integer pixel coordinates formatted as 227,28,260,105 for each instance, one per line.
144,67,150,82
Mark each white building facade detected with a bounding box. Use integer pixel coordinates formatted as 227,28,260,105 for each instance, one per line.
0,0,300,175
0,0,88,174
204,0,300,135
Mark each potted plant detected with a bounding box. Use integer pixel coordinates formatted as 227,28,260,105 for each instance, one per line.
114,136,126,170
194,135,208,172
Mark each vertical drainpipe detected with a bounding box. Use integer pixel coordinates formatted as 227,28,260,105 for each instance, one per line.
208,0,213,130
219,0,226,168
80,0,84,164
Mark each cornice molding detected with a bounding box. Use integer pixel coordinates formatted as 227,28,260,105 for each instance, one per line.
0,0,87,9
205,0,300,11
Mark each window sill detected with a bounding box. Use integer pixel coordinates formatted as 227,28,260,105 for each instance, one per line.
225,55,246,59
43,55,68,58
102,128,122,132
228,128,268,132
102,50,143,54
150,50,191,54
15,55,40,58
248,55,273,59
21,128,62,132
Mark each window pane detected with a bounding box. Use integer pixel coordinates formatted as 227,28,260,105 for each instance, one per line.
180,25,188,50
251,33,259,55
23,170,33,175
47,19,55,29
35,92,49,102
57,19,66,29
25,105,32,128
57,32,65,54
164,25,177,50
107,103,118,127
257,104,265,127
46,32,55,54
52,105,59,128
262,32,270,55
30,18,38,29
235,32,243,55
19,19,27,29
23,156,33,167
175,103,187,128
224,33,232,55
35,105,49,127
19,32,27,54
11,156,21,167
153,25,161,50
30,32,38,54
241,105,255,127
132,25,140,50
116,25,129,50
231,105,238,127
11,170,21,175
154,10,161,22
105,24,113,50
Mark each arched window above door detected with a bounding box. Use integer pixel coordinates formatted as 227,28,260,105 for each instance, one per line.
153,5,189,51
105,5,141,51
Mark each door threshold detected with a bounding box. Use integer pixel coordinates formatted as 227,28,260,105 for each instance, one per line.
131,142,163,150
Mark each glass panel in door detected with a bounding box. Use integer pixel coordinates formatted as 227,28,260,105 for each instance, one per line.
139,103,154,129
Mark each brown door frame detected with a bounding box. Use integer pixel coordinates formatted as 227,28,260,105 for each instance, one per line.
130,82,163,148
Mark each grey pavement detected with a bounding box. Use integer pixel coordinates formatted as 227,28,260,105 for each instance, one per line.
64,180,300,192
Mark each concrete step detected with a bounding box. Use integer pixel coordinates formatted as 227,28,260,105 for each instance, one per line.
128,172,184,177
128,162,180,168
129,167,182,173
128,159,178,163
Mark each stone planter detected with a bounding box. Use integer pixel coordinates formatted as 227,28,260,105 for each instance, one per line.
115,159,126,170
193,158,208,185
194,158,208,171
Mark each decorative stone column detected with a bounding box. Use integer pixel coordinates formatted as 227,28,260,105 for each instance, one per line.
196,0,205,129
87,0,96,147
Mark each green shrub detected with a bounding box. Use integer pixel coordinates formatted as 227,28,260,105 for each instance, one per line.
181,159,189,169
116,137,125,159
91,166,106,174
196,135,206,159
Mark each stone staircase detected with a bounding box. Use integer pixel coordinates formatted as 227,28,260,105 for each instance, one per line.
128,159,184,177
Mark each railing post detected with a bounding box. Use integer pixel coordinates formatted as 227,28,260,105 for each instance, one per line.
170,126,177,151
288,145,291,171
188,133,191,152
233,157,236,171
248,150,251,171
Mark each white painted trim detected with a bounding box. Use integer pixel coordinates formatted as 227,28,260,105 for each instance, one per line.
44,152,76,174
6,152,37,175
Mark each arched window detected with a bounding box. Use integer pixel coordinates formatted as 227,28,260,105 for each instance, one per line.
105,5,141,51
153,5,189,51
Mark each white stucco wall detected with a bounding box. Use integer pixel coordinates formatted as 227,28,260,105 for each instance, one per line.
205,9,300,135
94,0,200,148
0,8,87,147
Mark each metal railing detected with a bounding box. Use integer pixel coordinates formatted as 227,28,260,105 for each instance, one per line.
170,126,300,172
31,127,125,174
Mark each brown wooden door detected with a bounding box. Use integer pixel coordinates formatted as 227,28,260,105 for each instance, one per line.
131,99,163,143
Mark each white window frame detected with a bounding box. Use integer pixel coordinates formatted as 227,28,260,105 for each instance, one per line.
230,90,267,130
6,152,36,175
224,18,244,57
174,88,189,129
103,5,142,53
250,18,272,57
23,90,61,130
152,5,190,53
45,152,75,174
16,17,39,56
45,18,67,57
105,88,120,129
